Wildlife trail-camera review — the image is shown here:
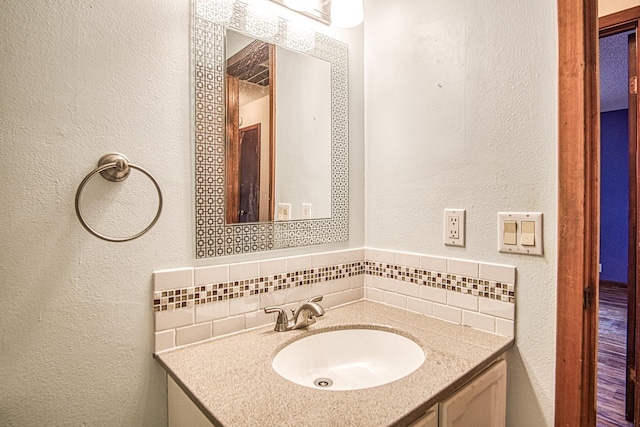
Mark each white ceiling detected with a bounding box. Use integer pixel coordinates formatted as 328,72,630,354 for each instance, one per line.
600,30,634,112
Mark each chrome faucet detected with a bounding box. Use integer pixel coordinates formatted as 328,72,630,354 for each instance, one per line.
264,296,325,332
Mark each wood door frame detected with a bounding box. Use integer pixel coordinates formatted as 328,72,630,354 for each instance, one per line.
556,0,600,425
557,4,640,426
629,30,638,422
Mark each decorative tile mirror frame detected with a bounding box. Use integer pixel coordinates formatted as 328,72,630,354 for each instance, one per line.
193,0,349,258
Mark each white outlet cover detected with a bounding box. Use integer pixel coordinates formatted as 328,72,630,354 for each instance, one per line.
498,212,543,256
444,209,466,247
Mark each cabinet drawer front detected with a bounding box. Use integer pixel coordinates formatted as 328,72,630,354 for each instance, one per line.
440,360,507,427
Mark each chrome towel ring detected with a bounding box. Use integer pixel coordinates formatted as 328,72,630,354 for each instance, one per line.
75,153,163,242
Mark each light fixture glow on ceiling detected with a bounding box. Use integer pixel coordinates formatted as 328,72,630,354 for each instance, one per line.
331,0,363,28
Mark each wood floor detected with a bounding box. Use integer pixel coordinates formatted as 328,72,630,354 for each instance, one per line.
597,282,633,427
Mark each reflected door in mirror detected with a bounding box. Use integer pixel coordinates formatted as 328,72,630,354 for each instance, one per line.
226,36,276,223
238,125,260,223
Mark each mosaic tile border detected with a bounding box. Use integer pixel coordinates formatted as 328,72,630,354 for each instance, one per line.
154,261,364,312
193,0,349,258
365,262,516,303
153,259,515,312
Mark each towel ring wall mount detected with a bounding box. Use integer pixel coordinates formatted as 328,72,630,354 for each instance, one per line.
75,153,163,242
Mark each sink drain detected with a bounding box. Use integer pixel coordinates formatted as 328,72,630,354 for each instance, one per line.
314,378,333,388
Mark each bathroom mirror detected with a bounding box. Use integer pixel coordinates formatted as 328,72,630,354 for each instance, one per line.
193,0,348,258
225,29,332,224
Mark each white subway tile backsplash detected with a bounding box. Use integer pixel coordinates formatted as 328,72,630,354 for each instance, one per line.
311,280,334,298
155,308,194,332
479,298,515,320
420,286,447,304
366,287,384,302
433,304,462,324
479,263,516,284
384,292,407,309
284,285,315,306
447,291,478,311
407,297,433,316
176,323,212,346
447,259,479,278
259,258,287,277
323,288,362,308
366,275,395,292
395,251,420,268
194,265,228,286
245,310,276,329
151,248,515,352
229,295,260,316
333,248,364,264
259,291,289,309
195,301,229,323
496,318,515,338
395,281,420,298
213,316,244,337
348,287,365,301
365,248,395,264
311,252,333,268
420,255,447,272
155,330,175,353
462,311,496,333
154,268,193,292
286,255,312,272
229,261,260,281
332,277,354,293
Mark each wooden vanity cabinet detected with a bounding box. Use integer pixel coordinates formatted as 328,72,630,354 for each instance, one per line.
168,359,506,427
409,359,506,427
407,404,439,427
168,376,215,427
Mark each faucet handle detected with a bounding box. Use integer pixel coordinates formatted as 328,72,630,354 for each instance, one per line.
308,295,323,303
264,307,289,331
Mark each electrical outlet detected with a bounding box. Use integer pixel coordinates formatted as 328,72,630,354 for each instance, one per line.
448,216,459,239
301,203,312,219
444,209,466,247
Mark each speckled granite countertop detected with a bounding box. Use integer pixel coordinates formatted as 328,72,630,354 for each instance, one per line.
155,300,513,427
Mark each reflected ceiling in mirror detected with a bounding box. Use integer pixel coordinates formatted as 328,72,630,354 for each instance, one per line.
193,0,348,258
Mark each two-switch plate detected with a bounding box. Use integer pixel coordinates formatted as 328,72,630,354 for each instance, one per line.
444,209,466,247
498,212,543,256
278,203,292,221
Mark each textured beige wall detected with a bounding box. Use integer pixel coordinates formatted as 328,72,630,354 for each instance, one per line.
0,0,364,425
600,0,640,16
364,0,558,426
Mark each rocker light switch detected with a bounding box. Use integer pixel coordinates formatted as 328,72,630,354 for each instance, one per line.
503,220,517,245
521,221,535,246
498,212,543,256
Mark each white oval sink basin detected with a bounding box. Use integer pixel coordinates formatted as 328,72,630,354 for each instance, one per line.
272,328,425,391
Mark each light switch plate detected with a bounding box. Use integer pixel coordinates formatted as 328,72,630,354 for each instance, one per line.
498,212,543,256
444,209,466,247
278,203,292,221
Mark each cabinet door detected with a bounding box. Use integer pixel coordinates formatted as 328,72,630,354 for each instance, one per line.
440,360,506,427
168,376,215,427
408,404,438,427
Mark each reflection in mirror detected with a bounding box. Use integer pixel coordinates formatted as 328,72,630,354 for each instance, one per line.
274,44,331,221
225,30,332,223
193,0,348,258
225,31,275,224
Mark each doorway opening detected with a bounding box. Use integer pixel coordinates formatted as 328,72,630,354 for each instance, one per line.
598,29,634,427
